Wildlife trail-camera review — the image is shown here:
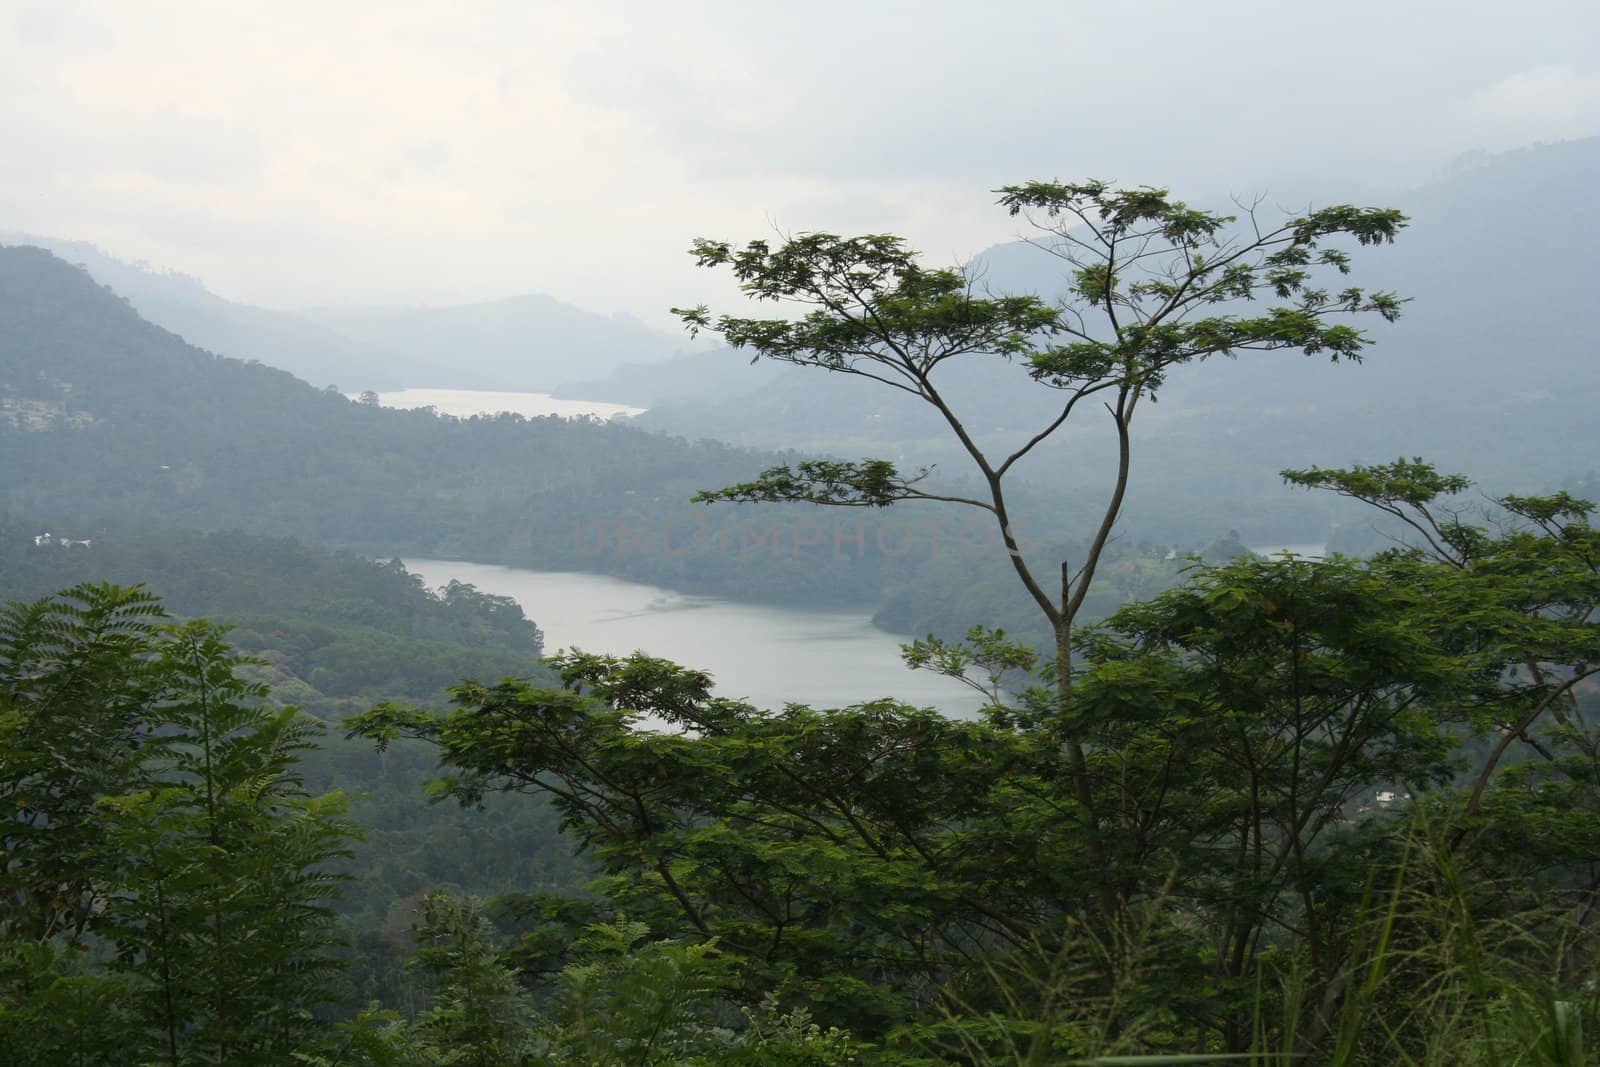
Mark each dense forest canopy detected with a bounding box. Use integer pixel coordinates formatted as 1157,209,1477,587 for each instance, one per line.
0,524,545,714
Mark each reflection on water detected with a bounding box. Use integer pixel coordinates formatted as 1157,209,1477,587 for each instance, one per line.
373,388,644,421
405,559,984,716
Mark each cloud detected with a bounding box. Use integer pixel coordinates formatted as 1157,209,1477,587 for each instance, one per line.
1467,65,1600,145
2,0,1598,326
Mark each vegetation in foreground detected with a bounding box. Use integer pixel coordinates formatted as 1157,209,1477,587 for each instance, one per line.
351,461,1600,1063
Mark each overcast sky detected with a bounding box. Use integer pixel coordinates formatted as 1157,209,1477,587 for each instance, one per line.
5,0,1598,328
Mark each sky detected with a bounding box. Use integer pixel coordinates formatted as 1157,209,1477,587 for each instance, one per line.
5,0,1599,329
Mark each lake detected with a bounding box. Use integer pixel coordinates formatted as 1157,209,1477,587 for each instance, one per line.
1248,542,1328,559
373,388,644,421
404,559,985,716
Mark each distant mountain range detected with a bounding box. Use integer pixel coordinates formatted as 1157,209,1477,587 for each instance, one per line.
555,139,1600,533
0,232,684,392
0,243,742,561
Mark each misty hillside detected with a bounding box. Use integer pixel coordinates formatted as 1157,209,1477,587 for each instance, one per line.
0,245,742,560
552,345,789,407
0,232,685,392
0,245,944,605
593,140,1600,518
0,232,424,390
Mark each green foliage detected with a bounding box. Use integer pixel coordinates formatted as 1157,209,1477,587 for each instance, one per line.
901,625,1039,709
293,1004,441,1067
0,939,145,1066
348,653,1052,1038
673,186,1417,1017
677,232,1059,365
676,184,1413,885
406,891,535,1066
9,487,1597,1062
538,919,734,1064
0,528,585,1003
693,458,930,508
0,582,171,939
1,584,359,1064
350,894,862,1066
0,526,546,716
529,916,861,1064
352,468,1600,1059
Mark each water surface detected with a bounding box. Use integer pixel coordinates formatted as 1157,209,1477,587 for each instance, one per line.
375,388,644,420
405,559,984,716
1248,542,1328,559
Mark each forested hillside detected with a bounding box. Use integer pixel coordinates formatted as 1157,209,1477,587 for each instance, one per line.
0,232,426,390
8,462,1597,1062
0,525,546,714
0,245,939,606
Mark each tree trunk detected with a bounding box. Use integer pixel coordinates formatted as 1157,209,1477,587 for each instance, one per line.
1058,562,1093,813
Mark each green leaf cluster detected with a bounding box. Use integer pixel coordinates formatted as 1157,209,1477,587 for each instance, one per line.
1,584,359,1064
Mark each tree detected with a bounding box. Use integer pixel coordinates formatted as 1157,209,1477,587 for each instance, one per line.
350,505,1600,1055
1284,460,1600,855
0,586,357,1065
343,554,1462,1045
0,582,169,946
406,891,534,1067
98,621,356,1064
678,181,1406,839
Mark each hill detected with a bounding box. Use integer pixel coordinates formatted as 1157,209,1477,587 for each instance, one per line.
0,245,950,607
0,233,688,391
0,524,546,715
0,525,586,967
0,232,423,390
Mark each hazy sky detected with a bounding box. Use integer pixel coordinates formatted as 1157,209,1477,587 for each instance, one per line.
5,0,1598,328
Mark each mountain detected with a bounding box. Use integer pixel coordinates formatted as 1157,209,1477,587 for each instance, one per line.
0,236,1352,669
552,346,787,408
0,232,422,390
299,294,688,391
0,233,688,392
0,245,946,607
